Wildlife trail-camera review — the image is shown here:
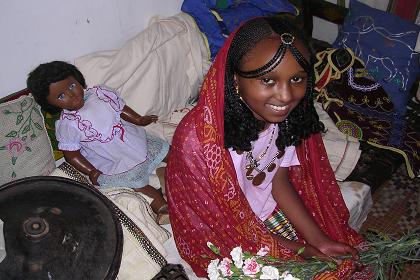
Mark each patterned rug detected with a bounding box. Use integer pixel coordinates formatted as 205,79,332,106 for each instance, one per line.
359,165,420,279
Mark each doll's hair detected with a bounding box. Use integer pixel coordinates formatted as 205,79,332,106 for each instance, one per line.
224,16,324,151
26,61,86,114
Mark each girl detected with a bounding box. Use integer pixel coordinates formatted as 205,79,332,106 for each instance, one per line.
27,61,169,224
166,17,371,278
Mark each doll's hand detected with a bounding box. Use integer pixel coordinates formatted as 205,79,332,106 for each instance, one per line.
89,169,102,186
138,115,158,126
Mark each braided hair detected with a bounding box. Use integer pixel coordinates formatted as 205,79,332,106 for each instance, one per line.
27,61,86,114
224,16,324,152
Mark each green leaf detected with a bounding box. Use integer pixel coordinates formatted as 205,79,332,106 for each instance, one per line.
21,99,27,108
0,146,5,150
16,114,24,125
12,157,17,165
25,147,31,152
327,262,336,270
297,247,305,255
5,131,18,137
208,243,220,255
22,125,30,134
266,256,277,262
12,171,16,178
34,122,43,130
3,109,11,114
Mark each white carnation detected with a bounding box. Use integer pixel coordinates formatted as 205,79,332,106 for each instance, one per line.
230,246,243,268
260,266,280,279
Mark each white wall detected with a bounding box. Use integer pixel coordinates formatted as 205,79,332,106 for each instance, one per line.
0,0,183,98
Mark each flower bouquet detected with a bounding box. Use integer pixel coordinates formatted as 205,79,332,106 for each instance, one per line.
205,228,420,280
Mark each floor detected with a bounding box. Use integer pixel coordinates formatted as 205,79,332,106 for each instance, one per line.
359,165,420,280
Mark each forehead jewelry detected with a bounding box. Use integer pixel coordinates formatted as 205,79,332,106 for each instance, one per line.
236,32,309,78
281,33,294,45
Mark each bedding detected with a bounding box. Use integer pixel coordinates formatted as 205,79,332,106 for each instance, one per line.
181,0,297,60
74,13,211,143
333,0,420,117
314,47,419,178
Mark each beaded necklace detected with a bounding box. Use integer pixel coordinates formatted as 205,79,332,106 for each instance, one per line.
244,126,285,186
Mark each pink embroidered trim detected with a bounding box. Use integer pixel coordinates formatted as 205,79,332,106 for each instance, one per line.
93,86,124,112
61,86,125,143
61,113,123,143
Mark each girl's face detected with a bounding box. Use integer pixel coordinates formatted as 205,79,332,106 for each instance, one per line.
235,36,310,124
47,76,85,111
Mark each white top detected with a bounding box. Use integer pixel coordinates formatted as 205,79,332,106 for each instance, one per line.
56,86,147,175
229,124,300,221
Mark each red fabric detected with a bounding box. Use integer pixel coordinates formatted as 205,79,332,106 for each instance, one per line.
389,0,419,21
166,31,368,278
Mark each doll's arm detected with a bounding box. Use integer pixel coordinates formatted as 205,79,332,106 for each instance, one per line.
120,105,158,126
63,150,102,185
272,167,358,260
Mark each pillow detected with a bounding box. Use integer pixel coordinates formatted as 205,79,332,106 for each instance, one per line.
0,95,55,184
333,0,420,116
181,0,297,60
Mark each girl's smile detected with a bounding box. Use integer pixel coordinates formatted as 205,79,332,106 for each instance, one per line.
235,36,310,124
47,76,85,111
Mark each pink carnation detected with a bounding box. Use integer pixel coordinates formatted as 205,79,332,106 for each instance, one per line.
218,258,233,277
257,245,270,256
242,257,261,276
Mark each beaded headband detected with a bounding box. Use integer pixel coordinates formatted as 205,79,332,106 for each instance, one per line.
235,32,309,79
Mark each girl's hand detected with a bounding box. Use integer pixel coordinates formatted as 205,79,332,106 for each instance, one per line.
314,239,359,262
137,115,158,126
295,243,335,263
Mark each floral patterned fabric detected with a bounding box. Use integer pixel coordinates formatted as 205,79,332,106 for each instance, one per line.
166,27,369,278
0,95,55,184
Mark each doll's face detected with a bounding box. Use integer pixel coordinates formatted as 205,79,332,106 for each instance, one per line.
235,36,309,124
47,76,85,111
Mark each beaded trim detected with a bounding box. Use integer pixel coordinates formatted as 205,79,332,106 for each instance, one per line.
111,203,167,268
58,162,91,185
348,67,381,92
57,162,167,268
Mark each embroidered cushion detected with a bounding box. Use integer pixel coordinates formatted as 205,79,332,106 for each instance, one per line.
0,95,55,184
333,0,420,116
181,0,296,60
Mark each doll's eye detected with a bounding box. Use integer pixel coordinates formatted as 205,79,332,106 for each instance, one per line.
57,93,65,100
68,83,76,91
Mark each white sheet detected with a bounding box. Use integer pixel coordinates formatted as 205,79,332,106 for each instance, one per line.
75,13,211,142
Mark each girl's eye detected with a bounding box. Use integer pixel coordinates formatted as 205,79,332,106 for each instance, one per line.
68,83,76,90
57,93,65,100
260,77,275,86
290,76,306,84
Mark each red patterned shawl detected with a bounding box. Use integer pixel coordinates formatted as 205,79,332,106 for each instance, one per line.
166,33,367,278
